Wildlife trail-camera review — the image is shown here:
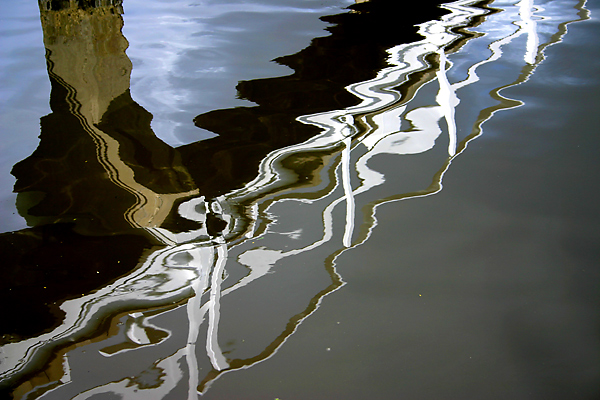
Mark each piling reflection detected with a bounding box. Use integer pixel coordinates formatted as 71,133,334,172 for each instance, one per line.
15,0,204,240
0,0,589,398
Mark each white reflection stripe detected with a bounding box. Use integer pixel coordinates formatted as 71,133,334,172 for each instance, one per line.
342,137,355,247
435,50,459,157
206,242,229,371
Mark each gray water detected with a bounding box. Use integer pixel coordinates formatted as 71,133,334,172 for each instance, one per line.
0,1,599,399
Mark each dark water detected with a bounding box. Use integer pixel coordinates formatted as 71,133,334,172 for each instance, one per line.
1,0,599,399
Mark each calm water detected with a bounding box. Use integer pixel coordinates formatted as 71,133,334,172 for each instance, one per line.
1,0,599,399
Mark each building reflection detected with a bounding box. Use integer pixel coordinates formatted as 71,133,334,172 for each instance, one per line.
0,0,589,398
15,0,200,237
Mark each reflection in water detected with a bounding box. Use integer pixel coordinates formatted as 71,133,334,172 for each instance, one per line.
15,0,200,239
0,0,591,398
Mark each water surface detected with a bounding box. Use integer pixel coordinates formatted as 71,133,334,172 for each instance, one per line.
0,0,599,399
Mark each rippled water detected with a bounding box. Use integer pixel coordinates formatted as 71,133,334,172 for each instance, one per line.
1,0,599,399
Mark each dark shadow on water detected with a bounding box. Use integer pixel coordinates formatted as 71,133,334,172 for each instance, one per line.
1,0,454,346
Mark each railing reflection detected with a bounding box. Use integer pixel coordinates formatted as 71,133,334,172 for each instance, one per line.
1,0,590,398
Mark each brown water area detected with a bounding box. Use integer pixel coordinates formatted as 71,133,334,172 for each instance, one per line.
0,0,599,398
